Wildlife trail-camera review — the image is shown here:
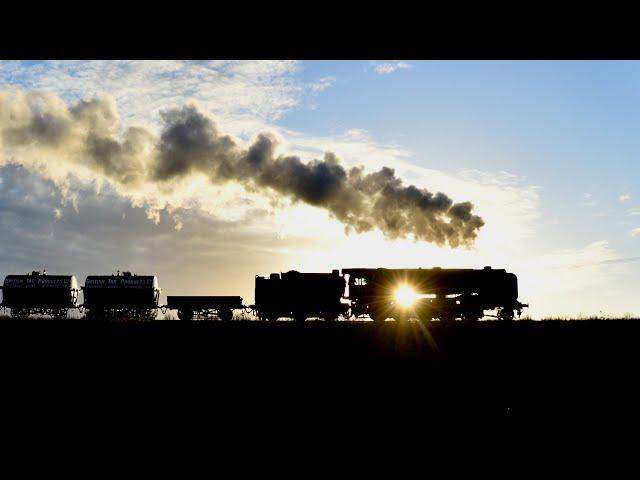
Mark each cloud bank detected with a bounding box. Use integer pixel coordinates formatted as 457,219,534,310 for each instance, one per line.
0,90,484,247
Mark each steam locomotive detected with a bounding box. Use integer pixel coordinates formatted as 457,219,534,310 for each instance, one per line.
0,266,528,322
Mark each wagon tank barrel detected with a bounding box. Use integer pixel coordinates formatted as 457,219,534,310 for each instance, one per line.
82,271,160,321
1,270,80,319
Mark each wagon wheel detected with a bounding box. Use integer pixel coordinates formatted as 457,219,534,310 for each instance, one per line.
461,311,481,323
498,308,514,321
86,309,101,320
178,309,193,321
218,309,233,322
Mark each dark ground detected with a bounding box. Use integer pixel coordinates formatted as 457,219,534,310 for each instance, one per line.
2,318,640,442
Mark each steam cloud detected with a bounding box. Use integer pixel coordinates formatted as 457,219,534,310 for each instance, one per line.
0,91,484,247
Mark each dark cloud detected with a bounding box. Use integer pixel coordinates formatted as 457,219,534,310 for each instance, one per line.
0,93,484,247
0,165,280,306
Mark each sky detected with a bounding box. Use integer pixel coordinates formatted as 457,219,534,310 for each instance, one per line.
0,60,638,318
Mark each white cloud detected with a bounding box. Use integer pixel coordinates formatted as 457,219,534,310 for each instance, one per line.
309,76,336,92
619,194,631,202
632,227,640,238
514,240,635,317
579,192,597,207
0,60,331,138
372,62,413,75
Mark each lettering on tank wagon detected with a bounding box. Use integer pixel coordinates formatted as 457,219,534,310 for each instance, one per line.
5,278,70,288
86,278,155,288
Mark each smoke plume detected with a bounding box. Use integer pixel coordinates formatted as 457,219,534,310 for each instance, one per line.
0,90,484,247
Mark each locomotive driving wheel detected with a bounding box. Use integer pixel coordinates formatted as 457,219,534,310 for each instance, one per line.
439,312,456,323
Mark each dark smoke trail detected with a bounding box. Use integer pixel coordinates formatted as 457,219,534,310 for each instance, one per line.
0,93,484,247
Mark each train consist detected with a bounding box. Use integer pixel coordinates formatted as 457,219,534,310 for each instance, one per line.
0,266,528,322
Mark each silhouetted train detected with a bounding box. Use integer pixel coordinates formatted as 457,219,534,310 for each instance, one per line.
0,266,528,322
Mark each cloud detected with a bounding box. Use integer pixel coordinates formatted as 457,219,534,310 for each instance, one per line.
579,192,597,207
0,89,484,247
514,240,636,317
0,61,331,137
309,76,336,92
632,227,640,238
0,164,307,304
619,194,631,202
372,62,413,75
204,122,542,257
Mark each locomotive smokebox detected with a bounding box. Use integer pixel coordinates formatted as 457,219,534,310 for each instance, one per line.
1,271,79,318
83,272,160,315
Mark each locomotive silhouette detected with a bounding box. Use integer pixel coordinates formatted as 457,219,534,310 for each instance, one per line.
0,266,527,322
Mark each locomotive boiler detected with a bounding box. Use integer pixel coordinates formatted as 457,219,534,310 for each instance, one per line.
343,266,527,322
83,271,160,321
254,270,347,322
0,271,79,319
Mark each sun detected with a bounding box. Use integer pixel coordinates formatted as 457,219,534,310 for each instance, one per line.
394,284,418,308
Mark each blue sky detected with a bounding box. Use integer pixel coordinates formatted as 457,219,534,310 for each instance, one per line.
291,61,640,252
0,60,638,317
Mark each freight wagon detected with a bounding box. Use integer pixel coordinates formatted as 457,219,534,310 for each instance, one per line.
0,271,79,319
82,271,160,321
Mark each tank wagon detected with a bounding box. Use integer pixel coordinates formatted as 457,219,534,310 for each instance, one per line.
0,271,79,319
254,270,347,322
343,266,527,322
166,295,244,321
83,271,160,321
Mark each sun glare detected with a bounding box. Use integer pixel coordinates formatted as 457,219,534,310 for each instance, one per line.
394,284,418,308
